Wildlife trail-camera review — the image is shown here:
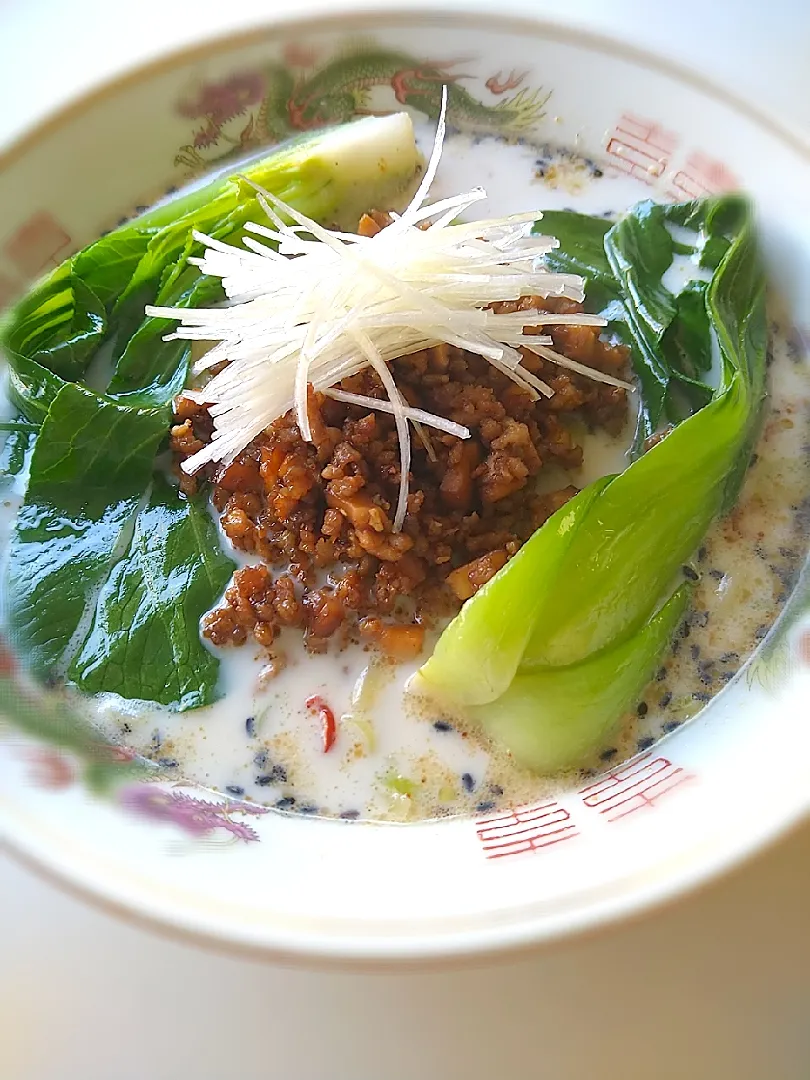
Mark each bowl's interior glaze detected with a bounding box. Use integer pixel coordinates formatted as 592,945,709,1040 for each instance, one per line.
1,12,809,962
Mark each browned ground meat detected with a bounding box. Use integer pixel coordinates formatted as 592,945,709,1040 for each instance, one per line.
174,285,630,664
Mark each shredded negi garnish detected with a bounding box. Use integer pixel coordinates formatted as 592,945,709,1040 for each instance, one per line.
149,90,628,531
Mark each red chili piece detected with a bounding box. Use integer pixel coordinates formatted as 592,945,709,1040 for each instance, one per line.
306,694,337,753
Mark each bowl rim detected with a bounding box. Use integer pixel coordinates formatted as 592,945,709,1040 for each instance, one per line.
1,4,809,967
2,4,809,172
4,782,808,970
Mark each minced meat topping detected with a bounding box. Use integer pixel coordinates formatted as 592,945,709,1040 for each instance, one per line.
171,292,630,667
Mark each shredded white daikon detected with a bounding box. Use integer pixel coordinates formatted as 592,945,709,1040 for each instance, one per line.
148,87,631,531
325,388,471,440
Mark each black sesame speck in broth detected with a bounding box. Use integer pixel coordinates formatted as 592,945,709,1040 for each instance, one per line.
682,565,699,582
476,800,496,814
663,720,680,733
656,666,668,682
794,496,810,532
461,772,475,793
600,747,618,762
158,758,179,769
659,691,673,708
489,784,504,797
690,644,701,661
775,564,800,591
298,804,319,815
637,736,655,752
340,809,360,820
432,720,453,733
636,701,648,718
255,774,274,787
693,691,711,703
269,763,288,783
275,796,296,810
245,716,257,738
253,749,268,768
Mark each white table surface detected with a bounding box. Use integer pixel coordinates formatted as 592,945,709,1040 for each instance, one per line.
1,2,809,1078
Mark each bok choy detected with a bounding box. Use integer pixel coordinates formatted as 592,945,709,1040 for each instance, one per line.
414,195,767,771
1,114,423,708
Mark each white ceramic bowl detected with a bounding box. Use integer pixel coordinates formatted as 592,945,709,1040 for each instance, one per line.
1,8,809,965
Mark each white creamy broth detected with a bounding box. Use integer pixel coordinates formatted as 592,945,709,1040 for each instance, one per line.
1,131,808,821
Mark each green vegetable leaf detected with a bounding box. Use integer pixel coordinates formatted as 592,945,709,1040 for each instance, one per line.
0,232,154,417
106,272,224,405
70,475,233,709
6,350,66,425
662,280,713,389
468,585,690,771
5,384,167,678
421,195,766,771
539,211,615,308
72,228,160,311
603,203,676,437
536,197,753,449
415,479,611,707
2,115,424,712
534,207,671,442
710,212,767,509
3,264,107,382
107,113,423,398
604,201,676,340
2,114,422,409
661,289,715,422
519,381,744,668
5,385,233,710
